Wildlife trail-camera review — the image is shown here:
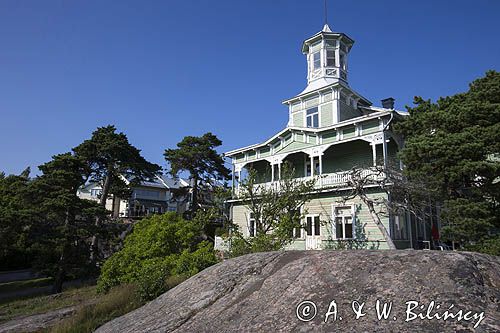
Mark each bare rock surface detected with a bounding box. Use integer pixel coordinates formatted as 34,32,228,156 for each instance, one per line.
0,306,77,333
96,250,500,333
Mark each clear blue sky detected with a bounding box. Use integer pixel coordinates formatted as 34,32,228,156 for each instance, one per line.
1,0,499,175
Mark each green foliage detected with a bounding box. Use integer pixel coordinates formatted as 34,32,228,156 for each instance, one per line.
465,236,500,256
227,163,316,256
395,71,500,250
97,213,218,301
73,125,161,191
29,153,108,292
164,132,230,215
0,169,34,270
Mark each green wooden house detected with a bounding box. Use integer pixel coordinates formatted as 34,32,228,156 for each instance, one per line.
224,24,435,250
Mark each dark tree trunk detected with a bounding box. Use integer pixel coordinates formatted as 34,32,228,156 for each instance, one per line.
52,268,65,294
91,170,113,263
191,175,199,214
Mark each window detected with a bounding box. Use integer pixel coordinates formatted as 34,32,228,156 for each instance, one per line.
90,189,102,197
326,49,336,67
334,206,354,239
339,53,346,70
291,225,302,239
305,216,320,236
313,52,321,69
392,214,408,240
134,189,161,199
306,107,319,128
305,156,320,177
249,213,257,237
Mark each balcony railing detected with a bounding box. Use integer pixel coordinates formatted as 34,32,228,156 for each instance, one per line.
235,169,384,197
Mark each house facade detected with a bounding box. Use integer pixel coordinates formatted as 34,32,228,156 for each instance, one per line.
77,175,190,218
225,24,436,250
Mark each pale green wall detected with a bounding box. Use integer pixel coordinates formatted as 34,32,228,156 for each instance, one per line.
248,160,271,183
339,102,361,121
293,111,304,127
322,130,337,144
342,126,356,139
277,141,311,154
260,147,270,158
320,102,333,127
361,119,379,135
322,140,372,173
283,153,306,178
231,189,392,250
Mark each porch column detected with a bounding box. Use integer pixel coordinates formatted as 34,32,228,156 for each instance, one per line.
372,142,377,166
310,155,314,177
382,132,388,169
231,164,235,194
277,162,282,180
237,169,242,195
319,154,323,187
319,154,323,175
271,163,275,182
406,210,413,249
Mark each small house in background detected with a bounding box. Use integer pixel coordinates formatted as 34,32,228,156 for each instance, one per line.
77,175,190,219
224,23,439,251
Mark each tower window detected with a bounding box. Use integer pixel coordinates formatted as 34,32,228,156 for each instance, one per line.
326,50,336,67
306,107,319,128
313,52,321,70
340,53,346,70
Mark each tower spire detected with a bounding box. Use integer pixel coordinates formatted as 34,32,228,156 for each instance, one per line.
324,0,328,26
322,0,332,32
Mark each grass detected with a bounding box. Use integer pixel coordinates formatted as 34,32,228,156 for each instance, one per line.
0,284,97,324
0,277,54,294
49,284,142,333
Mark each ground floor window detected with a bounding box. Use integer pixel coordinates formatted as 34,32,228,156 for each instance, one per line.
248,213,257,237
391,213,408,240
305,215,320,236
333,205,354,239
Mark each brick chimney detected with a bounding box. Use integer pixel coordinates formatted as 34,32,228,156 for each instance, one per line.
381,97,395,109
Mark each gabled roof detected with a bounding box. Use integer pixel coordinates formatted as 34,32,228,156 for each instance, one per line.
283,80,372,105
224,109,403,157
82,174,190,191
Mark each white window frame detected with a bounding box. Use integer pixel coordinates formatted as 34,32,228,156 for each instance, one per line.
90,188,102,197
332,205,355,240
305,156,320,177
305,107,319,128
391,213,409,240
326,48,336,67
305,214,321,236
312,51,321,70
248,213,257,238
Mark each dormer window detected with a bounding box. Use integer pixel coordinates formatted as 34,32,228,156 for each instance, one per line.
326,50,336,67
306,107,319,128
313,52,321,70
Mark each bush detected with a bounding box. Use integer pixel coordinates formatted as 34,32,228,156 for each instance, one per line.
465,236,500,256
97,213,218,301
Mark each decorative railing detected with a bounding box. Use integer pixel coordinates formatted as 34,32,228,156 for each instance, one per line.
235,169,384,198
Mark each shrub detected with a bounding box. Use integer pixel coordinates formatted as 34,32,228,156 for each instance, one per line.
97,213,218,301
465,236,500,256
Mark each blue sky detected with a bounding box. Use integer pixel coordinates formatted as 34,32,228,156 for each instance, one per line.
1,0,499,176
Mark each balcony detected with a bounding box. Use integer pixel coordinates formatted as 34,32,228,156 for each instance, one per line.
234,168,384,198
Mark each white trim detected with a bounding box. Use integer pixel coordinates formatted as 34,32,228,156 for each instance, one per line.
224,111,398,156
332,204,355,240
